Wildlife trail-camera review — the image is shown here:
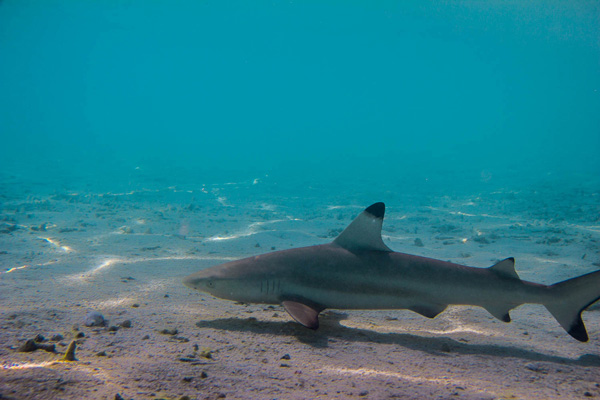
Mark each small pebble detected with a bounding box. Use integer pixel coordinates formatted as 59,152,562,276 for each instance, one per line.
51,334,64,341
414,238,424,247
96,351,107,356
158,328,178,335
84,310,106,327
108,325,119,332
118,320,132,328
281,354,291,360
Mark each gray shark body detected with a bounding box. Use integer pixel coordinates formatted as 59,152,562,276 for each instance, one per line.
184,203,600,341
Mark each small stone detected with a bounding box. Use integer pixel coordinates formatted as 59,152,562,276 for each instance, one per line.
36,343,56,353
182,376,193,382
359,391,369,396
525,362,547,373
414,238,424,247
18,339,38,352
119,226,133,234
76,332,85,338
180,396,191,400
158,328,178,335
118,320,132,328
255,243,261,248
280,354,291,360
51,334,64,341
115,394,125,400
33,334,46,342
584,392,593,397
108,325,119,332
96,351,107,356
131,303,140,308
141,335,150,340
200,371,208,378
84,311,106,327
280,363,290,368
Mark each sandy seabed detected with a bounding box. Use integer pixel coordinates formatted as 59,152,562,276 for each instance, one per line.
1,173,599,400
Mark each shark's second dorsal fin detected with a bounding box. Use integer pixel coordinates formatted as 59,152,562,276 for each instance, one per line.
333,202,392,252
489,258,519,280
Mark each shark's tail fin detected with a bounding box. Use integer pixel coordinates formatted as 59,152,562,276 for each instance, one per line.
544,270,600,342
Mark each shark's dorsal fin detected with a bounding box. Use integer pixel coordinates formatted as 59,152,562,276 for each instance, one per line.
333,202,392,252
489,258,519,280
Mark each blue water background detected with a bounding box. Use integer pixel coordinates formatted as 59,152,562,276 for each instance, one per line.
1,1,598,195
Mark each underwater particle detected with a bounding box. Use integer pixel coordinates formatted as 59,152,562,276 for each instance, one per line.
63,340,77,361
84,310,106,327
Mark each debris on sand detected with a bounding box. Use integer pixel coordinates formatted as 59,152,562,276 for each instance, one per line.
63,340,77,361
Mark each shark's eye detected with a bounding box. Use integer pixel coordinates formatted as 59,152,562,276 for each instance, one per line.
206,281,214,288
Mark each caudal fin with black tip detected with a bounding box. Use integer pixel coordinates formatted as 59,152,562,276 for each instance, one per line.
544,270,600,342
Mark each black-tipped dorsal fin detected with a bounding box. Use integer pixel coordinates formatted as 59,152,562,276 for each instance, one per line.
489,257,519,280
333,202,392,252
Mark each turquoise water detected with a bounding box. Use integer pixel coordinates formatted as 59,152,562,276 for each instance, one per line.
2,3,600,399
1,1,598,189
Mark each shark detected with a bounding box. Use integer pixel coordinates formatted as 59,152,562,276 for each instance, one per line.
183,202,600,341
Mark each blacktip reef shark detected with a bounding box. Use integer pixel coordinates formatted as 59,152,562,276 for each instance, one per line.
184,203,600,341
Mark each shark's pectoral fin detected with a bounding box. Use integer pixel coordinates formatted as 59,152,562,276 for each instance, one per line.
484,304,513,323
282,301,321,329
409,303,447,319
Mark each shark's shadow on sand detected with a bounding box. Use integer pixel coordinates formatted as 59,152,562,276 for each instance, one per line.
195,312,600,367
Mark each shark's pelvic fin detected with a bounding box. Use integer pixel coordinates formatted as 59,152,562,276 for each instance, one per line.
282,301,321,329
489,257,519,280
333,202,392,252
409,303,447,319
484,304,513,323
